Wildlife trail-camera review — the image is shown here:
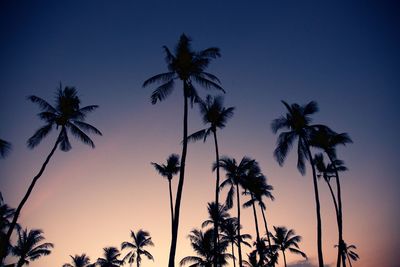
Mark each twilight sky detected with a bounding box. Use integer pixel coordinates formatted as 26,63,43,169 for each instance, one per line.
1,1,399,267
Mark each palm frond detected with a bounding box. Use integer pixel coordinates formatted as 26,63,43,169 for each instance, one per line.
143,72,175,87
27,95,56,113
187,129,208,143
72,121,102,136
150,79,175,104
27,124,53,149
68,122,95,148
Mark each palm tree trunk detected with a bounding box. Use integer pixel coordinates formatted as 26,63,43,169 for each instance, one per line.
251,196,263,265
168,82,189,267
137,255,140,267
231,241,236,267
260,207,274,266
212,129,220,267
305,144,324,267
0,134,61,262
16,258,24,267
235,183,243,267
325,178,341,267
327,154,345,267
282,250,287,267
168,178,174,232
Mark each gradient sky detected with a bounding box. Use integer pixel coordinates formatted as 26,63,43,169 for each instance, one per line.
1,1,399,267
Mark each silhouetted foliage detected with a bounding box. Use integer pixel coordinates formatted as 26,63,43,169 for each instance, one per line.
63,254,95,267
0,139,11,158
121,229,154,267
96,247,124,267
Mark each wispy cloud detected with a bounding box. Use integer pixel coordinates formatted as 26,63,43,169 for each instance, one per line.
288,259,333,267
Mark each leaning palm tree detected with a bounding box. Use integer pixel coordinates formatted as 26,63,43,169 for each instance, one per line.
11,228,53,267
271,100,324,267
311,127,352,267
188,94,234,266
121,229,154,267
271,226,307,267
218,156,254,267
63,254,95,267
0,84,102,262
0,139,11,158
180,228,231,267
96,247,124,267
151,154,180,229
143,34,224,267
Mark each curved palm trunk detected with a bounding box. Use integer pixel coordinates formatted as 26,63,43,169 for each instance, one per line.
282,249,287,267
235,183,243,267
250,195,262,263
168,178,174,232
325,178,341,267
0,135,61,262
231,241,236,267
212,129,220,267
305,144,324,267
260,207,273,266
168,82,189,267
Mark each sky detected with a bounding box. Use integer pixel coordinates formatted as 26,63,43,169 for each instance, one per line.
1,1,399,266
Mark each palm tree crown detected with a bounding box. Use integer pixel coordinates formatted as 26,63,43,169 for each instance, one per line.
63,254,94,267
11,228,53,267
121,229,154,267
96,247,124,267
271,226,306,267
151,154,180,181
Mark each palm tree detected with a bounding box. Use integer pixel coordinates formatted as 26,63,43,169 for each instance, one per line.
180,228,231,267
202,202,230,229
271,226,307,267
11,228,53,267
218,156,254,267
311,127,352,267
0,193,16,263
121,229,154,267
220,218,251,267
96,247,124,267
188,94,234,266
338,243,359,267
143,34,223,267
0,139,11,158
271,100,324,267
151,154,180,229
0,84,102,262
63,254,95,267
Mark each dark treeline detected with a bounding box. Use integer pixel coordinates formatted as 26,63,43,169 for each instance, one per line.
0,34,360,267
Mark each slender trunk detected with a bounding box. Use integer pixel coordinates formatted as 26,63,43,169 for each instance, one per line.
137,255,140,267
282,249,287,267
260,207,273,266
231,241,236,267
235,183,243,267
168,82,189,267
305,143,324,267
325,178,341,267
327,154,345,267
168,178,174,232
0,135,61,262
16,258,24,267
251,196,262,265
213,130,220,267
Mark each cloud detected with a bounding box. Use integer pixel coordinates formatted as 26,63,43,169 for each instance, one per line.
288,259,333,267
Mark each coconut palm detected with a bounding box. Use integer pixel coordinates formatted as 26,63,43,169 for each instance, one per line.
271,226,306,267
188,94,234,266
218,156,254,267
0,139,11,158
220,218,251,267
11,228,53,267
271,100,324,267
63,254,95,267
180,228,231,267
151,154,180,229
202,202,230,229
121,229,154,267
311,127,352,267
0,84,102,262
96,247,123,267
143,34,223,267
339,243,359,267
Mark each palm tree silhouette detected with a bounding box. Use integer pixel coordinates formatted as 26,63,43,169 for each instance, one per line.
220,218,251,267
0,139,11,158
218,156,254,267
121,229,154,267
311,127,352,267
271,226,307,267
151,154,180,230
0,84,102,262
96,247,124,267
337,242,359,267
143,34,223,267
63,254,95,267
188,94,234,266
271,100,324,267
180,228,232,267
11,228,53,267
201,202,230,229
0,194,17,263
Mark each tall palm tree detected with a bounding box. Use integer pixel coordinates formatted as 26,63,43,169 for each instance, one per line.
96,247,124,267
0,84,102,262
220,218,251,267
180,228,231,267
151,154,180,229
121,229,154,267
63,254,95,267
0,139,11,158
143,34,223,267
218,156,254,267
271,226,307,267
188,94,234,267
11,228,53,267
271,100,324,267
311,127,352,267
